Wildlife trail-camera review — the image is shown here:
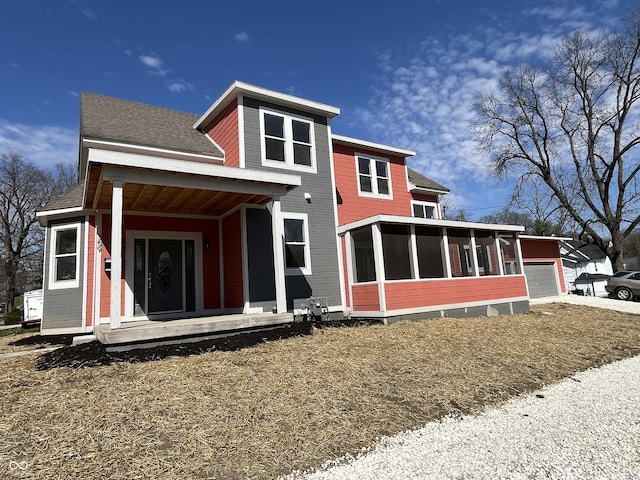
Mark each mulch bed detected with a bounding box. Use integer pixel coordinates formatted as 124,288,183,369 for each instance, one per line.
1,303,639,479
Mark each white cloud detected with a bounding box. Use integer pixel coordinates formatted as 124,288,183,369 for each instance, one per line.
0,120,77,171
354,3,619,211
234,32,250,43
139,54,163,69
167,81,194,93
8,62,19,69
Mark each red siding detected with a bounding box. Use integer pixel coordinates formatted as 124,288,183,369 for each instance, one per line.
351,283,380,311
333,143,414,225
205,99,239,167
520,239,567,294
85,215,96,327
222,211,244,308
384,276,529,311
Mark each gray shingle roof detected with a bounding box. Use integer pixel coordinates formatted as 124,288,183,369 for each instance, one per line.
566,240,608,261
40,183,84,212
407,168,450,193
81,92,224,158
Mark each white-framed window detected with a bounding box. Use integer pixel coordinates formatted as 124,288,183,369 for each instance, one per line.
283,213,312,276
49,223,80,289
260,108,316,172
356,154,392,198
412,200,439,219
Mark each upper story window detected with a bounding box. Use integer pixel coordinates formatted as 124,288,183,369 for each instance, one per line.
261,108,316,172
356,154,392,199
49,223,80,290
412,200,439,219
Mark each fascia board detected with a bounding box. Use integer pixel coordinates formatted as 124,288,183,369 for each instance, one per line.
194,80,341,129
332,134,416,158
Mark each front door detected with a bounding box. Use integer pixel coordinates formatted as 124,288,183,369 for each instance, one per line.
133,238,196,316
148,239,183,313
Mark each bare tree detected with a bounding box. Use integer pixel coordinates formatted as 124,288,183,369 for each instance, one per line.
476,11,640,270
0,152,75,314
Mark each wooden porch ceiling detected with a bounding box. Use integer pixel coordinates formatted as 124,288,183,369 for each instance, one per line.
84,163,281,216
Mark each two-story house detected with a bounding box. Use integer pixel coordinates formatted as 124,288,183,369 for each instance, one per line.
37,81,561,347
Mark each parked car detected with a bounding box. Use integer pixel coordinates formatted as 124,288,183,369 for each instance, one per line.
605,271,640,300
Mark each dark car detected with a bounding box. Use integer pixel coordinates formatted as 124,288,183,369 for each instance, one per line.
605,271,640,300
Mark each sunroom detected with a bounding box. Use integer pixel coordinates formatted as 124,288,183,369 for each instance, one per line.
338,215,530,320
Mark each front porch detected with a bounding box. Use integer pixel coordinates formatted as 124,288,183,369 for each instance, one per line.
94,312,294,349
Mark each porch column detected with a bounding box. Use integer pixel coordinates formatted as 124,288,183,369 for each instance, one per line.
469,229,480,276
371,223,387,312
110,180,124,329
271,194,287,313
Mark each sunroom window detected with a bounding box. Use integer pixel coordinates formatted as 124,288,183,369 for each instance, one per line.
357,155,391,198
499,233,522,275
261,109,315,170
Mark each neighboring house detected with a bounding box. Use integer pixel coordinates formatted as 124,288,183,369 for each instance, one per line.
37,81,561,345
559,239,613,296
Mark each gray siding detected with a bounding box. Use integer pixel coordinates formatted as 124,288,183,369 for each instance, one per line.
242,98,342,310
246,207,276,311
42,216,85,330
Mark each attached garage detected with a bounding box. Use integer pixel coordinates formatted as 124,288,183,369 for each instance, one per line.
524,261,561,298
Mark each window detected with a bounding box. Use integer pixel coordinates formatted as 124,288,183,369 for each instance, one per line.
283,213,311,275
352,226,376,283
412,201,438,219
448,228,473,277
499,233,522,275
261,109,315,171
356,155,392,198
415,226,445,278
50,224,80,289
381,224,412,280
475,231,499,276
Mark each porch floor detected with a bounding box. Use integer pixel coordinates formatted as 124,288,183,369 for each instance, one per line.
94,312,294,347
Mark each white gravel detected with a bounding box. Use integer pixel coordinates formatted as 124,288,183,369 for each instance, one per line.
286,296,640,480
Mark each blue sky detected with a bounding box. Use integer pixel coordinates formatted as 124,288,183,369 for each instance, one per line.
1,0,635,217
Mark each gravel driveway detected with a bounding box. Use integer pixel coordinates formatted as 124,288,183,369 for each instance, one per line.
288,295,640,480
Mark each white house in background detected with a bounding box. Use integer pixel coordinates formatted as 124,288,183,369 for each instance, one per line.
560,240,613,296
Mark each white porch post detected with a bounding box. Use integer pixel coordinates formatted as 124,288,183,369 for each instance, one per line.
271,194,287,313
470,229,480,276
110,180,123,329
372,223,387,312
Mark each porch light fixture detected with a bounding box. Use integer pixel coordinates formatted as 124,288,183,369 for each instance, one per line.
204,237,210,251
304,192,311,203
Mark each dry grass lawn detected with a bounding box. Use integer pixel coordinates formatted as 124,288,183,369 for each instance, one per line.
1,303,640,479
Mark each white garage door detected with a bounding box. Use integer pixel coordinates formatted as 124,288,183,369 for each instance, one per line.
524,262,560,298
